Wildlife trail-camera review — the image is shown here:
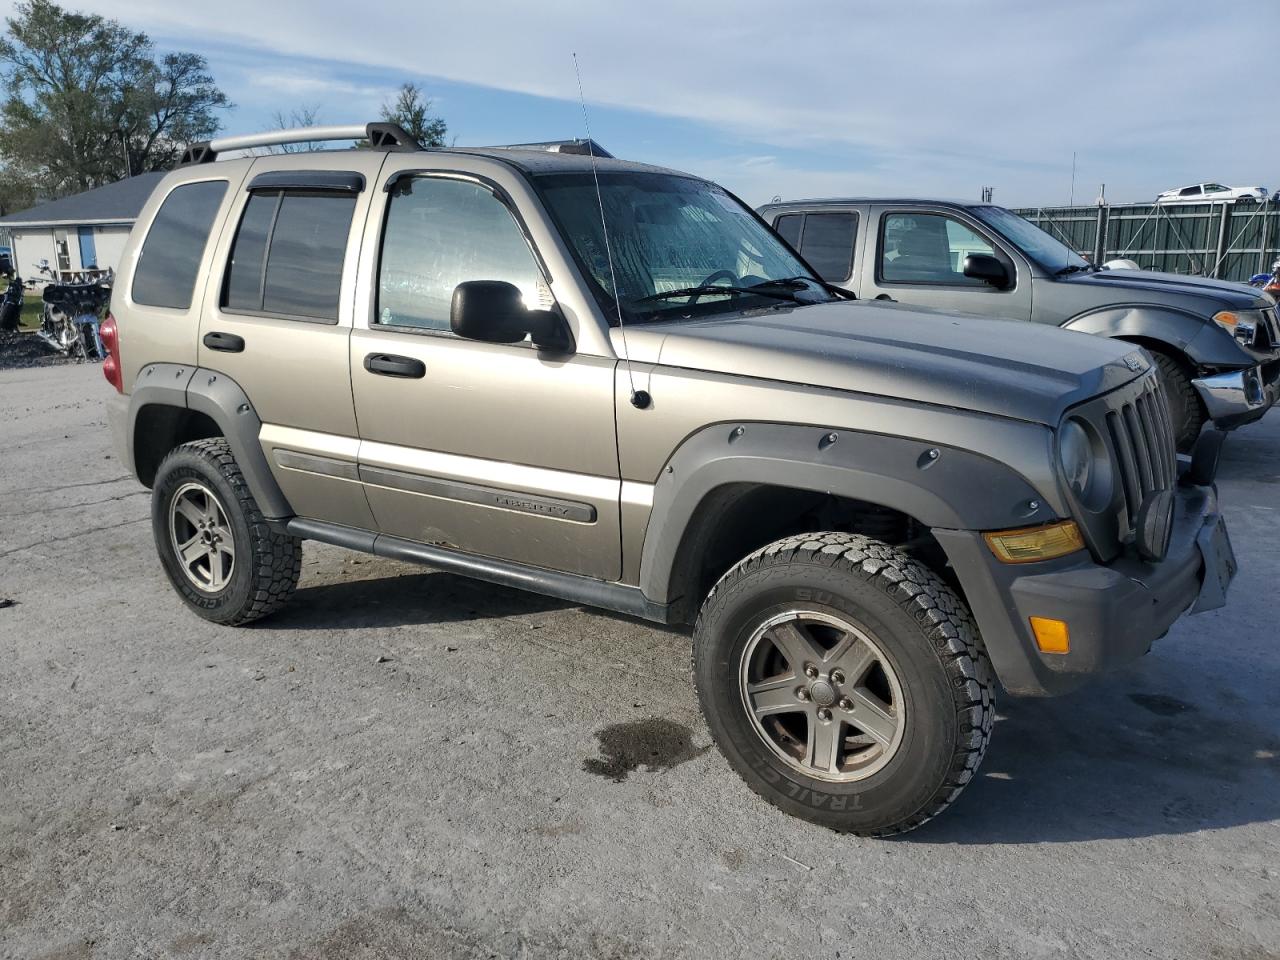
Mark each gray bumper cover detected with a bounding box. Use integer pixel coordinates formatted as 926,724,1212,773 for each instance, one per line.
934,481,1234,697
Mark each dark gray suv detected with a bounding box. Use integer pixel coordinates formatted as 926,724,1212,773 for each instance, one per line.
759,198,1280,450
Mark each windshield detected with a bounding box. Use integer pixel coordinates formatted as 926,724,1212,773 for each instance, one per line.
534,171,834,323
971,205,1090,273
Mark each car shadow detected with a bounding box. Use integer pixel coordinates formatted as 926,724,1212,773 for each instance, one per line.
910,667,1280,844
260,568,575,630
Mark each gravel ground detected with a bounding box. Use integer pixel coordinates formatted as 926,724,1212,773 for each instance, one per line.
1,363,1278,960
0,330,80,372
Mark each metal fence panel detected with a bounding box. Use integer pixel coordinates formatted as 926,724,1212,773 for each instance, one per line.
1012,199,1277,283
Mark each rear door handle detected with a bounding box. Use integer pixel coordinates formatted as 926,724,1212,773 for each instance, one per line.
203,331,245,353
363,353,425,379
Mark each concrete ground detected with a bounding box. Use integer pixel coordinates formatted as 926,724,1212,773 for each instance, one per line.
1,362,1277,960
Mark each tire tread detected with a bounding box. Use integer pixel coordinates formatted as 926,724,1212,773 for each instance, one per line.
694,531,996,836
158,438,300,625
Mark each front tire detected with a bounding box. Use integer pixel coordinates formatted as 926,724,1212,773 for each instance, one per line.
152,438,301,625
693,532,995,836
1151,349,1206,452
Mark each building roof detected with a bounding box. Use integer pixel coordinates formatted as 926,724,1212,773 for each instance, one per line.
0,171,166,228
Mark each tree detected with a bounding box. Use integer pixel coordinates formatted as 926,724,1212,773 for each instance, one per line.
266,104,325,153
380,82,446,148
0,162,37,215
0,0,230,198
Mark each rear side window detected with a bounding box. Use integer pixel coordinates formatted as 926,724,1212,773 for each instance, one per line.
774,213,803,248
132,180,227,309
223,190,356,322
772,212,858,282
797,213,857,281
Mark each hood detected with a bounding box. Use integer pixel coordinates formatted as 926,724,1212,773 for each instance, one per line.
619,299,1147,426
1062,267,1267,310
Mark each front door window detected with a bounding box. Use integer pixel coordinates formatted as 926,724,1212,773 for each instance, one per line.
880,213,996,285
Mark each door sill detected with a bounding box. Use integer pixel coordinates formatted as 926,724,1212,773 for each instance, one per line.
284,517,672,625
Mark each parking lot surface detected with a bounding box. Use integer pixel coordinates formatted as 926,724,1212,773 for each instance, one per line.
2,362,1278,960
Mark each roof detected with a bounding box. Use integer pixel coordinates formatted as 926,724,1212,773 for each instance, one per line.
0,172,166,228
758,197,980,212
437,147,684,178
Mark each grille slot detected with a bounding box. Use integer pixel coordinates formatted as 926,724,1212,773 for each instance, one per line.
1076,369,1177,556
1101,374,1176,536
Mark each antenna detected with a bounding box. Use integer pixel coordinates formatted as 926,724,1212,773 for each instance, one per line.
573,53,650,410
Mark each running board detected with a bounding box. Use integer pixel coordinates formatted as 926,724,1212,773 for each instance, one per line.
285,517,672,625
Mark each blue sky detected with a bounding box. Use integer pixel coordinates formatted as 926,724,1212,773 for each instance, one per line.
10,0,1275,206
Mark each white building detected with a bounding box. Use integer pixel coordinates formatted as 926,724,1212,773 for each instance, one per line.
0,172,165,280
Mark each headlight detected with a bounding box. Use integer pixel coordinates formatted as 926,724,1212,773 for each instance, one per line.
1212,310,1259,348
1058,419,1112,511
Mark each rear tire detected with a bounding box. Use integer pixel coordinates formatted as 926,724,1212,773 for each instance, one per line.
152,438,301,625
693,532,995,836
1151,349,1206,453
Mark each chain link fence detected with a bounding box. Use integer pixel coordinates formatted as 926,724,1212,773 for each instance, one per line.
1011,200,1278,283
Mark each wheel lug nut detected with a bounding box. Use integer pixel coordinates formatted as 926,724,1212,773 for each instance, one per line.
831,670,845,685
797,688,810,701
839,698,854,711
817,708,831,722
804,665,819,679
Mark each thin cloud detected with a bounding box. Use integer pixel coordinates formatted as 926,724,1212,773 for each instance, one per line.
52,0,1274,204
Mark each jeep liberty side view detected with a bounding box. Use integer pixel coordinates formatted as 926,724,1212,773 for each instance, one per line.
104,123,1237,835
758,198,1280,452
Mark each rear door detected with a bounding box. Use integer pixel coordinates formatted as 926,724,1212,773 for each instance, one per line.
859,205,1033,320
347,158,622,580
770,206,865,295
194,152,389,529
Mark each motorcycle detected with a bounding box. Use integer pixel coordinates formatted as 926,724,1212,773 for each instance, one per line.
1249,255,1280,294
37,272,112,360
0,272,22,332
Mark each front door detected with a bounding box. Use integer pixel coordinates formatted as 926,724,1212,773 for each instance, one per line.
860,206,1033,321
349,170,621,580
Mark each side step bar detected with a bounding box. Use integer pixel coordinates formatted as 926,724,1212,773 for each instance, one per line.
285,517,673,625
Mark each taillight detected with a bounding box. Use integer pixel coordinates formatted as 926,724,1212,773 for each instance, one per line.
101,312,122,393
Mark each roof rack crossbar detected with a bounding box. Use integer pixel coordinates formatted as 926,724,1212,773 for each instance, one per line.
178,122,418,166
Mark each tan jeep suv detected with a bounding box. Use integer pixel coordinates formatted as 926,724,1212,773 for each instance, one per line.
104,123,1236,835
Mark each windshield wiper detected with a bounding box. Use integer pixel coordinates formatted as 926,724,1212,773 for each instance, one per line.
636,284,804,304
752,276,854,300
1054,264,1089,276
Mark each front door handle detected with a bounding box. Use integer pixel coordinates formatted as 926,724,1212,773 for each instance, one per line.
203,331,245,353
363,353,425,379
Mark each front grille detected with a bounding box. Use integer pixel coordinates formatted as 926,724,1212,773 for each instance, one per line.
1065,368,1177,560
1102,374,1177,537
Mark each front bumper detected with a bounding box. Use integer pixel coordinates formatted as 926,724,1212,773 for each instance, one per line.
933,480,1235,697
1193,359,1280,429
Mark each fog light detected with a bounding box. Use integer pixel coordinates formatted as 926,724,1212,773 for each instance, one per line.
983,521,1085,564
1030,617,1071,654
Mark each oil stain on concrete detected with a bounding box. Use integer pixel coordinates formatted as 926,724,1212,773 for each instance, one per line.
583,718,710,782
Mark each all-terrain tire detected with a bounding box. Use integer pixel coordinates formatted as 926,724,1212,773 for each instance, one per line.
151,438,301,625
693,532,995,836
1151,349,1206,453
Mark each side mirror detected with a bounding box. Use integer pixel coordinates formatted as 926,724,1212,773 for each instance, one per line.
450,280,571,351
962,253,1011,289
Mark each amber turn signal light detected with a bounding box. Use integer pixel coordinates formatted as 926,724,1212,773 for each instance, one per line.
983,520,1085,564
1030,616,1070,654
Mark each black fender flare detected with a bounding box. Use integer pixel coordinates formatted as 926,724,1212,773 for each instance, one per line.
128,363,292,519
1062,304,1250,369
637,421,1056,605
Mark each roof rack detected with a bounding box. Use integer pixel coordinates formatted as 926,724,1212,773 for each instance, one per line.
178,122,418,166
488,139,614,158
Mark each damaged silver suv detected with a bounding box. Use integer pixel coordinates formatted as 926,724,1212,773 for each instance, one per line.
104,123,1236,835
